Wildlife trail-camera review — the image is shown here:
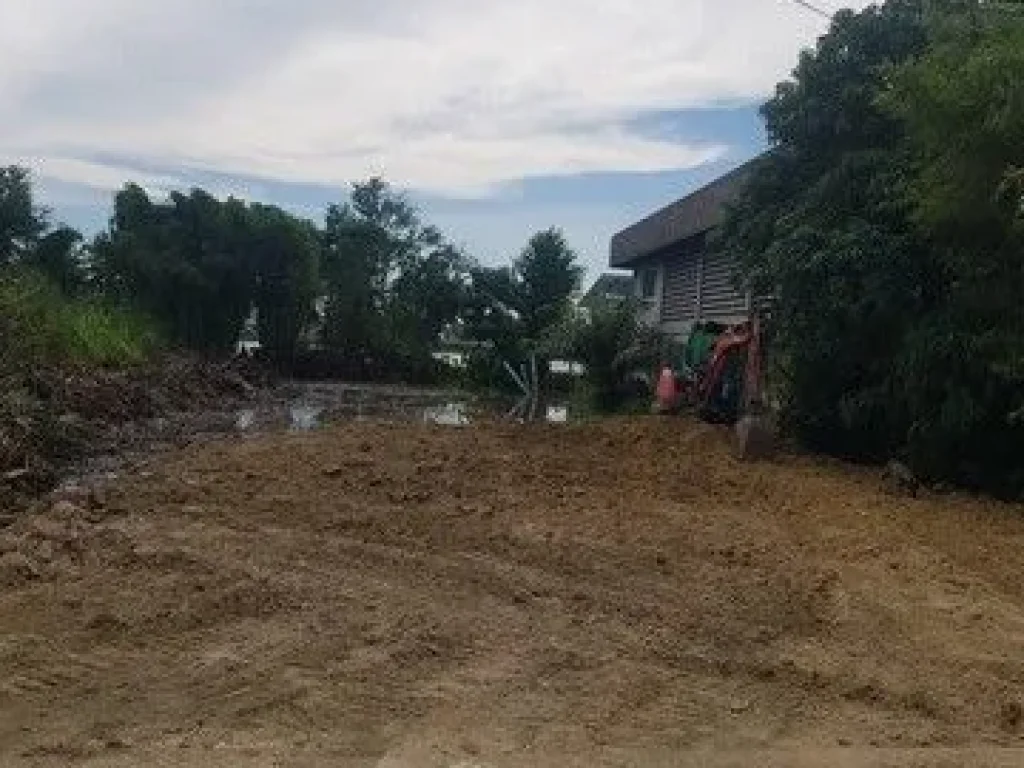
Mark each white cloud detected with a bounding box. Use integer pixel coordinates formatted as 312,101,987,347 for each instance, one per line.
0,0,866,196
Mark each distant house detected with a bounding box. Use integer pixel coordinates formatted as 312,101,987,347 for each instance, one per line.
580,273,634,311
609,161,755,338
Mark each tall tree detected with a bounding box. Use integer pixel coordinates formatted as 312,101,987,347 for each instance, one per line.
715,0,1024,495
713,0,933,459
879,2,1024,491
249,204,320,365
464,228,583,393
320,179,470,364
93,186,251,352
93,185,319,361
515,228,584,341
0,166,49,266
27,226,86,297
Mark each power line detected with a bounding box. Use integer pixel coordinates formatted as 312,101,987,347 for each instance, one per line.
788,0,833,19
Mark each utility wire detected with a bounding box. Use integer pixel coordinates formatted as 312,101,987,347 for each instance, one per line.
788,0,833,19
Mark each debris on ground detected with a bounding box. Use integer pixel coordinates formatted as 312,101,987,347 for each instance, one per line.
0,355,266,512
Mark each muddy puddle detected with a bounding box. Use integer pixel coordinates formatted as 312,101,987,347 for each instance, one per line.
229,385,571,434
231,383,485,434
62,382,572,490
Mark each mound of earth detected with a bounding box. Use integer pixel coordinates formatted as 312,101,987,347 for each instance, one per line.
0,355,263,507
1,417,1023,766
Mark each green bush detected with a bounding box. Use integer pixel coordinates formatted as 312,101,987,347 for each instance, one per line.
714,0,1024,497
0,269,158,371
543,300,666,413
59,301,158,366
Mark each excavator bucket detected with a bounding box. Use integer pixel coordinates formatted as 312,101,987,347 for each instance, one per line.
734,316,775,461
735,412,775,461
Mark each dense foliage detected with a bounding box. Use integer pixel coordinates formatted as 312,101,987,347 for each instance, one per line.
0,167,584,390
320,179,471,370
0,168,150,375
543,299,666,413
91,186,318,358
462,228,583,391
714,0,1024,495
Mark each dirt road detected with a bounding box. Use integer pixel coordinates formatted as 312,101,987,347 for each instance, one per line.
2,418,1023,766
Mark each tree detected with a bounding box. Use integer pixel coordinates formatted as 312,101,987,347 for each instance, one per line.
463,228,583,397
466,228,582,352
92,186,252,352
712,0,934,460
387,242,471,359
93,185,319,361
320,179,470,366
249,204,320,365
0,166,87,297
715,0,1024,495
26,226,86,297
879,3,1024,492
0,166,47,265
515,229,584,341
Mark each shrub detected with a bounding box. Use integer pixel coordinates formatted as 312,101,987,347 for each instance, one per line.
543,300,666,413
0,268,158,372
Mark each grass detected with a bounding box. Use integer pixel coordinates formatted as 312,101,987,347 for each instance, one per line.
58,301,157,366
0,268,158,370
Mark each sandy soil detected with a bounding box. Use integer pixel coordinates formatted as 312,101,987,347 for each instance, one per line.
1,418,1023,767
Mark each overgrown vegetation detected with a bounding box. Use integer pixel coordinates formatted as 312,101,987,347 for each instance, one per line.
319,179,471,373
0,165,588,392
714,0,1024,496
461,229,584,396
0,166,582,383
544,299,665,413
0,271,156,368
0,171,159,373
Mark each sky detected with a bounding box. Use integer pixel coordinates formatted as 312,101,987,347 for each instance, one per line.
0,0,869,280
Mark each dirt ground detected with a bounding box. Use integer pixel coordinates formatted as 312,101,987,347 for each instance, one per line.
1,417,1024,767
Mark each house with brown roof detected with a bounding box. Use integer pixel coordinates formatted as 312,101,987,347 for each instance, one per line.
609,161,754,338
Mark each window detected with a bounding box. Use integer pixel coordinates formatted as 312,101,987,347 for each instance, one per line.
639,268,658,300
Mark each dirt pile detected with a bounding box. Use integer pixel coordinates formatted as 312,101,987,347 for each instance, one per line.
1,417,1023,766
0,355,264,508
41,354,264,421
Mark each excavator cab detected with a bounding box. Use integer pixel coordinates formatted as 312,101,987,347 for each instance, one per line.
681,317,775,459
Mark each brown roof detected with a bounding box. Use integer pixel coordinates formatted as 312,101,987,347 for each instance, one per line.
609,159,756,269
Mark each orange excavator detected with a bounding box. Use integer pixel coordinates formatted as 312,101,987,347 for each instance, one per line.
667,316,774,459
694,319,762,421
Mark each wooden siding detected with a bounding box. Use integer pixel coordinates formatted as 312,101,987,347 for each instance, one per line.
699,248,748,321
648,237,749,329
661,251,700,323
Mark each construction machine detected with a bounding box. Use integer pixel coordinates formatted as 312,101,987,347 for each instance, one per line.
677,316,775,460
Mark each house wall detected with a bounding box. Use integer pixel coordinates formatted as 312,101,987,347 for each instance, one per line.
631,262,663,327
633,229,749,339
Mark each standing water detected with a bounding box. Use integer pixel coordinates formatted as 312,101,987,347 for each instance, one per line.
289,405,324,431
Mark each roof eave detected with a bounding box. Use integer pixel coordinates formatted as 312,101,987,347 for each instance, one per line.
607,159,758,268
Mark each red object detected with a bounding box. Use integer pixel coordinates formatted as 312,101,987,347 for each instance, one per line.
699,321,753,401
656,366,678,410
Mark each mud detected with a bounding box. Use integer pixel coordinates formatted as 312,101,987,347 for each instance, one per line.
1,417,1024,766
2,370,473,510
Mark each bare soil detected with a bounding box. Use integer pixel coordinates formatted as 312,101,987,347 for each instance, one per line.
1,417,1023,767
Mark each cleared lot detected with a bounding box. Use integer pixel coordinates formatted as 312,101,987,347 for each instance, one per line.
1,418,1023,766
